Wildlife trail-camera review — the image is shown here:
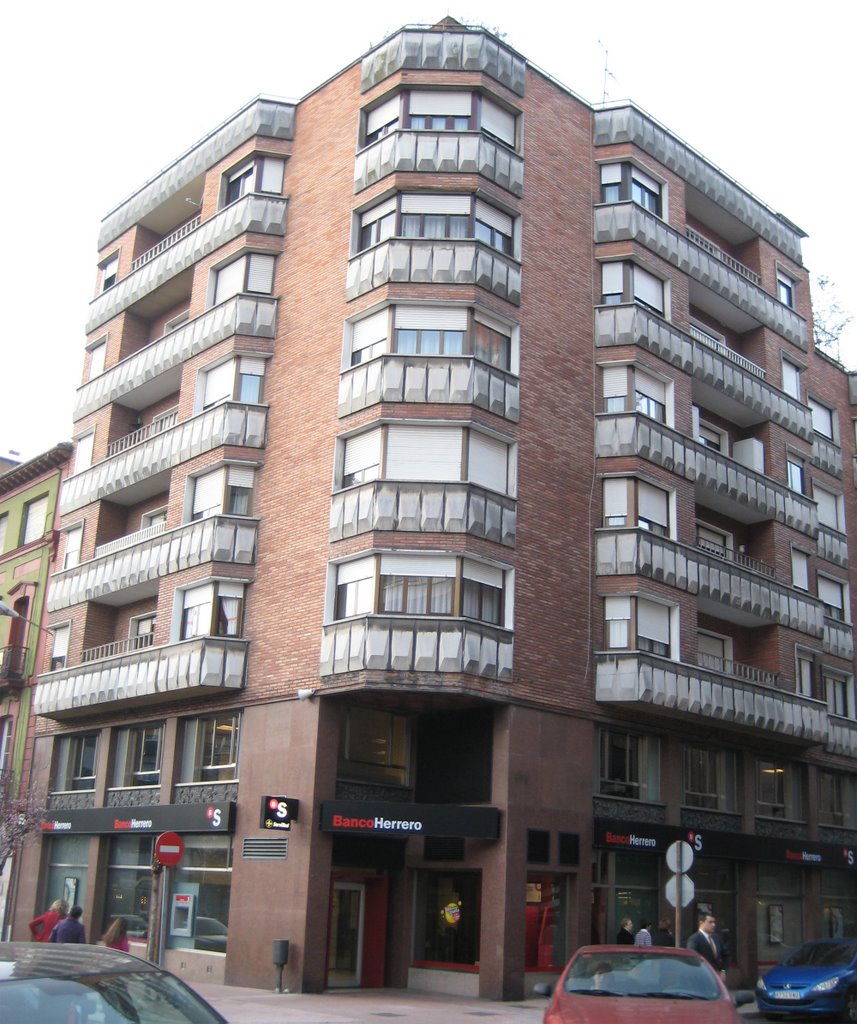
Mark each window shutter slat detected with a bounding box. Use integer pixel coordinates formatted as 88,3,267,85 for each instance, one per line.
400,194,471,215
394,307,468,330
605,596,631,619
23,495,49,544
183,584,214,609
818,577,844,609
204,361,235,407
600,163,622,184
603,478,628,517
214,258,245,304
637,600,669,643
361,196,397,225
635,371,665,403
227,466,255,488
386,426,462,481
259,157,285,194
462,559,503,588
52,626,70,658
468,433,508,492
343,429,381,476
338,556,375,585
239,357,266,376
366,95,400,133
633,267,663,311
601,262,623,294
193,470,225,516
474,199,512,234
602,365,628,398
246,254,275,294
632,166,661,193
352,310,389,350
480,98,515,146
380,554,456,576
409,90,472,116
638,482,668,526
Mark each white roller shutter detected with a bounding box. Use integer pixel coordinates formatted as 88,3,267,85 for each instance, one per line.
481,98,516,146
809,398,834,439
604,595,630,647
239,357,266,376
343,429,381,477
213,258,245,303
203,360,235,407
474,199,512,235
409,90,472,116
227,465,255,488
632,267,663,312
462,560,503,588
88,341,106,379
366,94,400,134
401,194,471,215
380,553,456,577
635,371,665,403
394,307,468,330
51,625,70,660
815,488,840,529
338,556,376,584
631,166,661,193
183,584,213,609
638,482,668,528
193,470,225,517
818,577,845,613
603,478,628,520
352,310,389,354
468,432,508,492
637,600,670,644
473,309,512,336
259,157,285,194
601,262,624,295
218,582,245,599
74,433,94,473
600,163,622,184
602,365,628,399
246,254,275,294
698,633,725,659
791,549,809,590
22,495,48,543
63,526,83,569
361,196,397,225
386,425,462,481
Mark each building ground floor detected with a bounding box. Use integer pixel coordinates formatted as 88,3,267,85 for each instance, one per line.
11,694,857,998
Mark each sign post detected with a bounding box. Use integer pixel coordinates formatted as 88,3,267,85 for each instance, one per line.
152,832,185,966
665,840,694,945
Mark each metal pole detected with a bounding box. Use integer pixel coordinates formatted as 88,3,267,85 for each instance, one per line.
146,863,162,963
158,866,170,968
674,843,682,947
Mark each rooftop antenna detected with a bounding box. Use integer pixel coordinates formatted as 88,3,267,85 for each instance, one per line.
598,39,616,103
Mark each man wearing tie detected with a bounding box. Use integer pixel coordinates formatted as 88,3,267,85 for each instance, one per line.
687,912,725,975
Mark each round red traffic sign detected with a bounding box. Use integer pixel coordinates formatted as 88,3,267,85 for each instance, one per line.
154,831,184,867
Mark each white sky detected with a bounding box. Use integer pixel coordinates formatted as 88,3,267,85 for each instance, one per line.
2,0,854,461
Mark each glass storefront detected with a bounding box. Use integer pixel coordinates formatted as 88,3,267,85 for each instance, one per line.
693,858,736,966
757,864,803,966
44,835,89,914
591,851,658,944
822,869,857,938
525,875,566,970
101,835,154,941
414,871,480,967
166,835,232,954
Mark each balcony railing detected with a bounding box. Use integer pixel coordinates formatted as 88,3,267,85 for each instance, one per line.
34,636,248,719
106,408,178,457
596,651,828,744
320,616,513,682
695,538,775,578
339,354,520,422
82,633,154,663
132,216,201,270
688,323,765,378
0,645,27,682
696,652,778,687
95,520,166,558
684,228,761,285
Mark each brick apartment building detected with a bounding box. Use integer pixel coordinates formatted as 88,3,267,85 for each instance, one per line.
12,18,857,999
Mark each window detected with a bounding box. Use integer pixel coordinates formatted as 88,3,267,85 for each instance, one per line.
164,310,190,334
191,466,255,519
179,713,240,783
777,270,796,308
683,745,736,811
602,477,671,536
74,432,94,474
141,508,168,530
0,717,13,774
697,631,731,673
796,649,815,697
223,156,285,206
21,494,49,544
787,456,805,494
332,554,509,627
824,671,853,718
809,397,835,442
782,359,801,400
200,356,266,409
599,729,659,800
130,615,156,650
112,724,162,787
696,523,731,557
100,254,119,292
179,582,245,639
757,760,802,819
815,485,844,531
600,163,663,217
818,575,848,622
602,364,670,424
364,94,401,144
62,526,83,570
603,596,675,659
54,734,98,792
695,415,726,452
338,707,410,785
0,513,6,553
50,625,70,671
600,262,666,315
87,339,106,380
358,196,396,249
101,835,152,941
212,253,275,305
166,835,233,954
363,90,517,149
791,548,809,590
819,771,857,828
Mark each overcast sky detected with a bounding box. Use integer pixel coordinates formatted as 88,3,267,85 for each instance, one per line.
2,0,854,461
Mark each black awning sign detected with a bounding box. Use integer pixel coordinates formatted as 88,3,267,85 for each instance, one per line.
260,795,299,831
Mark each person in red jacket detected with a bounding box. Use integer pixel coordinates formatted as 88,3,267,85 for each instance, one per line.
29,899,68,942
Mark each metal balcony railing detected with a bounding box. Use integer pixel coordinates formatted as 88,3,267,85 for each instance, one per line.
685,227,761,285
131,216,201,271
82,633,154,664
94,520,166,558
695,538,775,578
106,409,179,458
688,323,765,379
0,645,27,681
696,652,779,687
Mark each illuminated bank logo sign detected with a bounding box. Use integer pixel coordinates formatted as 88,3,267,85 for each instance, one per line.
260,795,300,832
320,800,501,840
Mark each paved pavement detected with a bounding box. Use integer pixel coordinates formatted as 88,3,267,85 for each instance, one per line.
193,983,763,1022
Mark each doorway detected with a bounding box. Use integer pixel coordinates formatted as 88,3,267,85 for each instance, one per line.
327,882,365,987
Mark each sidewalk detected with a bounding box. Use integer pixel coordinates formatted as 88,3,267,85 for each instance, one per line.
192,983,761,1022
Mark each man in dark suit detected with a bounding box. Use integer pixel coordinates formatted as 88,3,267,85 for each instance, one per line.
687,912,725,974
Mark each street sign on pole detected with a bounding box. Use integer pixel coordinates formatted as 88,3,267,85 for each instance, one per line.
665,874,695,908
666,840,694,873
154,831,184,867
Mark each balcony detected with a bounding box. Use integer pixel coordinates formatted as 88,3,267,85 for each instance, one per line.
60,402,266,514
818,526,848,568
74,296,276,419
48,516,258,612
827,715,857,757
345,240,521,304
593,203,807,349
684,228,760,285
107,408,179,457
132,216,201,270
595,306,811,438
596,529,825,634
87,194,287,333
596,651,828,745
823,617,854,660
0,645,27,685
592,106,804,265
320,616,513,682
83,634,154,662
99,97,295,249
361,29,526,96
330,482,516,546
34,636,248,719
595,413,818,537
354,131,524,196
812,435,843,477
339,354,519,422
696,652,778,687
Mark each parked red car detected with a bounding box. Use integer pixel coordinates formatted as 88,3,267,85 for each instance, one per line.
538,945,754,1023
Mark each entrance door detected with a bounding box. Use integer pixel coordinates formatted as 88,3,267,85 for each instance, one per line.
327,882,365,987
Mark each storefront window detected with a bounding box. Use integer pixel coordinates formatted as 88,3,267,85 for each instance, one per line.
693,859,736,966
757,864,803,966
101,835,153,940
44,835,89,913
166,835,233,954
414,871,480,968
338,707,410,786
591,851,658,945
822,870,857,938
525,875,566,970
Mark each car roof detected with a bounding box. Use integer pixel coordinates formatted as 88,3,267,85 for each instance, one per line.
0,943,159,982
573,945,703,957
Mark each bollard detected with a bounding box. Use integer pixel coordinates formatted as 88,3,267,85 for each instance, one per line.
272,939,290,993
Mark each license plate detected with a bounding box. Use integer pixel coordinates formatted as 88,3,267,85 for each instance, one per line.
774,992,802,1000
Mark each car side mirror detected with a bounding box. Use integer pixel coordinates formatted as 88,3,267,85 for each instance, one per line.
533,982,552,997
733,990,755,1007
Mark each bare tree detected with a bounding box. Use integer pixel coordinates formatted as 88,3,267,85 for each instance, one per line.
813,275,854,359
0,770,46,877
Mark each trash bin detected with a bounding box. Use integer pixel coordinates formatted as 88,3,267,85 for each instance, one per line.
273,940,290,992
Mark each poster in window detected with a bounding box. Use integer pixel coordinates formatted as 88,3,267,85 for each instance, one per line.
63,876,78,907
768,904,784,945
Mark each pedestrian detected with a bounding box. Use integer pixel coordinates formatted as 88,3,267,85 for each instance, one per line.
101,916,130,952
654,917,674,946
51,904,86,944
634,919,653,947
687,911,725,975
615,917,634,944
29,899,68,943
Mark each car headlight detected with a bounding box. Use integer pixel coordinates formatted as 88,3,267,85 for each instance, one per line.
756,977,767,991
811,976,842,993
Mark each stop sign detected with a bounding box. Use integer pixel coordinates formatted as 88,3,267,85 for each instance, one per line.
154,831,184,867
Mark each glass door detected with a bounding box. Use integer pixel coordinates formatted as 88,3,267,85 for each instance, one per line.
327,882,365,987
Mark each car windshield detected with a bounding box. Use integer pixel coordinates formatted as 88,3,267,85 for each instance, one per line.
782,942,857,968
563,951,722,1000
0,971,222,1024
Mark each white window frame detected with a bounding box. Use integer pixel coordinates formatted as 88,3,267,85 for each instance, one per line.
100,253,119,292
776,269,796,308
795,648,815,697
814,484,844,532
87,337,107,380
808,396,836,443
818,574,849,623
791,547,810,591
21,494,49,545
781,358,802,400
210,252,275,306
50,623,70,672
74,431,95,474
62,525,84,570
